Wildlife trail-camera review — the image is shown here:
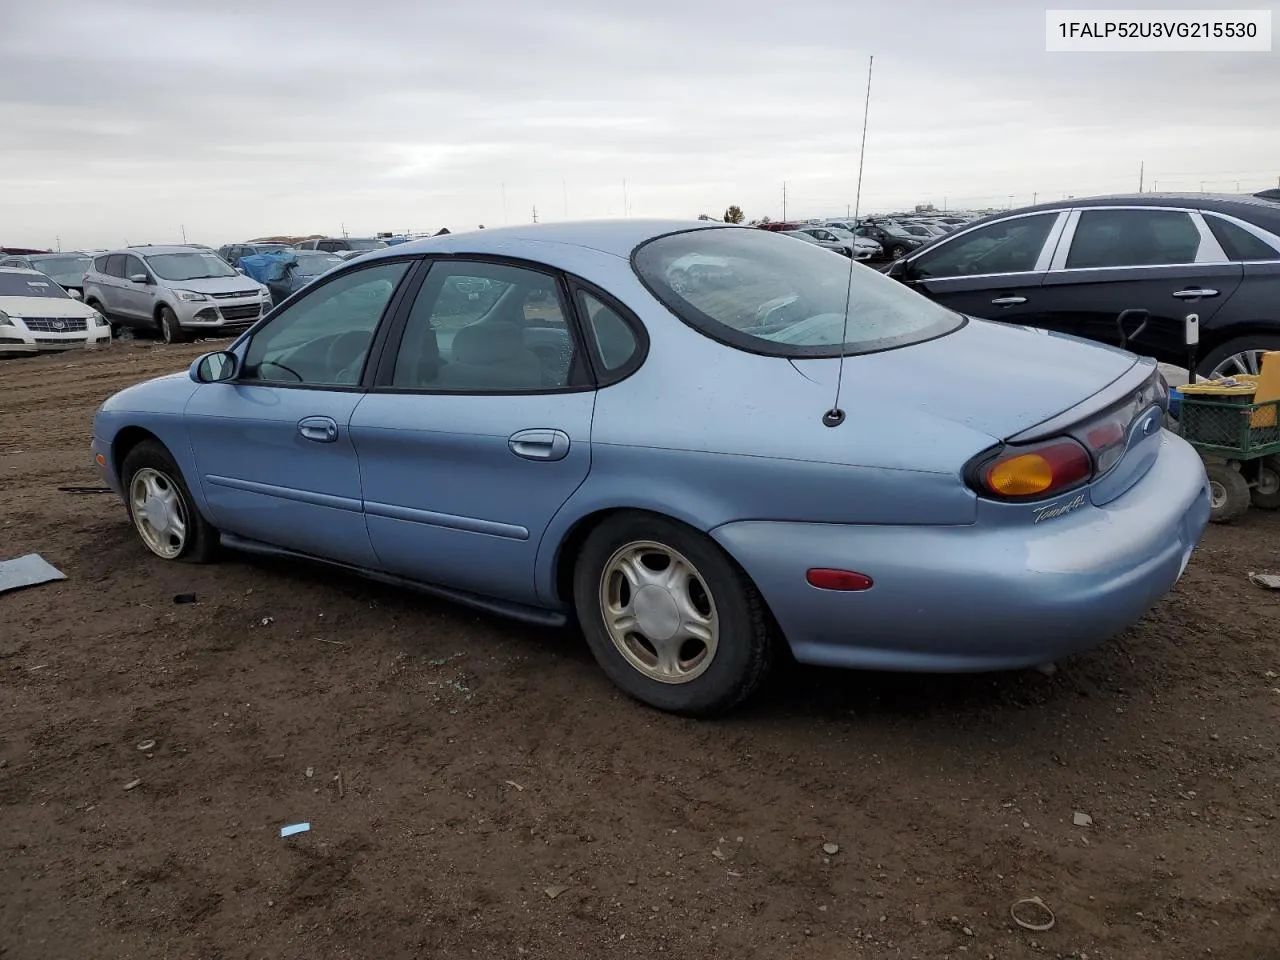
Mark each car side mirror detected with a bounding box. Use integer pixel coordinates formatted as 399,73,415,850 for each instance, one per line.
883,259,908,280
129,273,150,284
190,351,238,384
68,289,83,300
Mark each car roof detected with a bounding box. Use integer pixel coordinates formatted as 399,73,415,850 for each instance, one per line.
0,266,46,276
102,245,215,257
369,219,727,261
990,192,1280,225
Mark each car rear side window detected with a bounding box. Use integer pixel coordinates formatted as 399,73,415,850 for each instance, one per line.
909,213,1058,279
1065,209,1201,269
633,227,963,358
578,291,640,373
1205,216,1280,261
103,255,127,278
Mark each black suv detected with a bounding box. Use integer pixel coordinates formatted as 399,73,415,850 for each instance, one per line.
884,193,1280,377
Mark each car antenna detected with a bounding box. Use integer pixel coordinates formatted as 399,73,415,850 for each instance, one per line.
823,54,874,429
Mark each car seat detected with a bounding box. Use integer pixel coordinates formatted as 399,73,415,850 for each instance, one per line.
436,321,544,390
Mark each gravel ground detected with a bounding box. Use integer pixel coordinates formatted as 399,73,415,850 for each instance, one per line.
2,341,1278,960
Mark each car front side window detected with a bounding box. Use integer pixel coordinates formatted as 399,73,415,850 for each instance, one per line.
1065,209,1201,269
390,261,582,392
239,260,410,387
910,213,1058,280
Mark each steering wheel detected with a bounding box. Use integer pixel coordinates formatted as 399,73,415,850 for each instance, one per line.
258,359,303,382
324,331,371,385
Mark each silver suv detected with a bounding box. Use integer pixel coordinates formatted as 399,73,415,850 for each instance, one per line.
82,245,270,343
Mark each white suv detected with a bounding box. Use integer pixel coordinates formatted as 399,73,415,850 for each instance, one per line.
82,245,270,343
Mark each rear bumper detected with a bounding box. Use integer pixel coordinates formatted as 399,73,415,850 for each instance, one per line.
712,431,1211,672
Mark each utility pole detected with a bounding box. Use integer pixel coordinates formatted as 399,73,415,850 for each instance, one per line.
1138,160,1144,193
1007,194,1014,210
782,181,787,221
180,224,187,243
55,236,61,252
531,205,538,223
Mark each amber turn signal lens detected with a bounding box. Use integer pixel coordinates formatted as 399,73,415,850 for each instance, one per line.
95,453,106,466
980,438,1092,499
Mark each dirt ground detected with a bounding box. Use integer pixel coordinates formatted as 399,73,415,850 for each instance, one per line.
2,341,1278,960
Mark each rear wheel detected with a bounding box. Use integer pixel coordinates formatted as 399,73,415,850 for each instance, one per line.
889,244,907,259
1196,335,1280,379
1205,461,1251,523
1250,455,1280,510
121,440,218,562
572,513,773,716
157,305,190,344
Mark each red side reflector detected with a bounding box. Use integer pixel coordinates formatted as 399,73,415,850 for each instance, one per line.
806,568,874,591
95,454,106,466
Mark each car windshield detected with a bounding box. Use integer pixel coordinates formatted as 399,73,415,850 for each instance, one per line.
293,253,345,276
346,238,389,251
145,252,239,281
633,227,963,357
0,272,71,299
29,255,91,284
254,244,294,254
825,227,856,240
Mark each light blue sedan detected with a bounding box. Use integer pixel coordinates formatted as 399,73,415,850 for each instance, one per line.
91,220,1211,715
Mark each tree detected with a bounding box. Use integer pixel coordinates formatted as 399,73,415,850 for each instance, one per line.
697,213,715,221
723,205,745,224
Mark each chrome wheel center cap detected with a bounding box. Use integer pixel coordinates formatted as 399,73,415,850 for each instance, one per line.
632,585,681,641
144,497,169,533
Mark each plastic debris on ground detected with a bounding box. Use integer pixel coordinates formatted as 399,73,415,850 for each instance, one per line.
0,554,66,594
280,822,311,838
1249,572,1280,590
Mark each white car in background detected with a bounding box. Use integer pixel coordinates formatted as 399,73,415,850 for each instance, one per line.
0,267,112,356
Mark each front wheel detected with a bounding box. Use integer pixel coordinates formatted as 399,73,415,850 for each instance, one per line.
121,440,218,562
573,513,773,716
157,306,190,344
1196,335,1280,379
1205,461,1251,523
1250,455,1280,510
889,244,907,259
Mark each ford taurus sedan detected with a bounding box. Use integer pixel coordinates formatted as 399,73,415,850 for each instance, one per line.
90,220,1211,716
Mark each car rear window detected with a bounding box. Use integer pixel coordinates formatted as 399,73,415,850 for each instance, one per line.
632,227,963,358
1205,216,1280,261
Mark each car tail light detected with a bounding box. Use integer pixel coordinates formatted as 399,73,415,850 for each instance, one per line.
970,438,1093,500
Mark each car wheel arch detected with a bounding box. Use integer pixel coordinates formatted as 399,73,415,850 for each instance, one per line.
548,507,780,628
1196,321,1280,369
111,426,165,483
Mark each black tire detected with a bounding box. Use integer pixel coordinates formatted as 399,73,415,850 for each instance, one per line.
889,244,907,259
1250,455,1280,510
157,305,190,344
86,299,117,332
1205,461,1251,523
572,512,773,717
1195,335,1280,379
120,440,218,563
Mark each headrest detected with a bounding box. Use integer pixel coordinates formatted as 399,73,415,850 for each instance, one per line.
451,321,523,365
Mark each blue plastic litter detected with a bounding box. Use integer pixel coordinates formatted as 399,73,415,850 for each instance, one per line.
280,822,311,838
239,251,296,285
0,554,66,594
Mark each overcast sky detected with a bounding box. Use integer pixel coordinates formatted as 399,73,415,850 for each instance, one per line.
2,0,1277,248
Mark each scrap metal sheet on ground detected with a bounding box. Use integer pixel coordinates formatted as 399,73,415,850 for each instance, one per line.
0,554,66,594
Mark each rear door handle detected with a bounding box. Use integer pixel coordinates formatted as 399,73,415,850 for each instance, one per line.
298,416,339,443
1172,288,1219,299
509,429,570,462
991,296,1027,306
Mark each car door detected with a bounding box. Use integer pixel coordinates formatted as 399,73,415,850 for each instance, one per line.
1038,207,1244,363
896,211,1066,328
96,254,132,319
350,258,596,606
183,258,415,566
116,254,154,320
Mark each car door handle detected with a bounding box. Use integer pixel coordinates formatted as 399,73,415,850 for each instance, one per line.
990,296,1028,306
1172,288,1219,299
509,429,570,462
298,416,339,443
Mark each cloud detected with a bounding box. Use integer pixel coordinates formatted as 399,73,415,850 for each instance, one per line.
1,0,1276,247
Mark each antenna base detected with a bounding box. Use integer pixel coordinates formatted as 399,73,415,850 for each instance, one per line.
822,408,846,428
